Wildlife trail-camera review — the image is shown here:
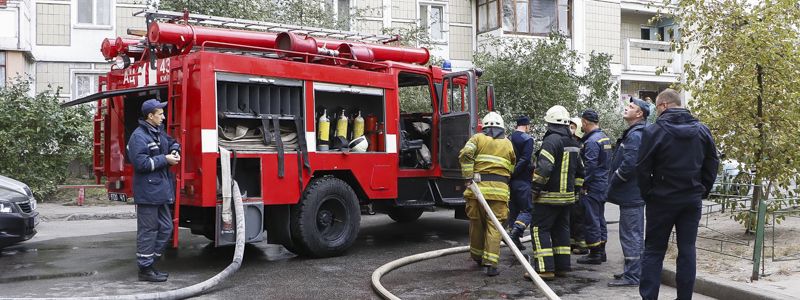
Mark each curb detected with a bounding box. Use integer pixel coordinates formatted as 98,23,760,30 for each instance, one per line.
661,268,792,300
40,212,137,222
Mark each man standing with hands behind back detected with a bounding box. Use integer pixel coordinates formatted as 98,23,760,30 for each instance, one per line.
636,89,719,299
128,99,181,282
606,98,649,287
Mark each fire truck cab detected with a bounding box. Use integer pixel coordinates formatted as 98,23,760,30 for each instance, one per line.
65,10,494,257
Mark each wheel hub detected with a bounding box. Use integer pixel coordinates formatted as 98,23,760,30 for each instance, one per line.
318,210,334,228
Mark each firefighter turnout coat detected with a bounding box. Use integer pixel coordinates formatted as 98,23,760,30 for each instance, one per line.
532,125,585,204
459,131,515,267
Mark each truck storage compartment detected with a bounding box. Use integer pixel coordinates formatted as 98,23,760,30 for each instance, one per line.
313,82,385,152
216,73,304,152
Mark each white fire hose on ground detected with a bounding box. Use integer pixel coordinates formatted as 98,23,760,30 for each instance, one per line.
13,147,246,300
371,181,560,300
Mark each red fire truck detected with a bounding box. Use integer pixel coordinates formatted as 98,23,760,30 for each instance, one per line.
64,10,493,257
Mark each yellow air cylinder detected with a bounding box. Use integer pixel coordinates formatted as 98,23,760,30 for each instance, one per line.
317,109,330,150
336,109,349,138
353,110,365,138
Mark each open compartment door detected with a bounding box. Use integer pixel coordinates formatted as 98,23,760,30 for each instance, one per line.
438,70,477,179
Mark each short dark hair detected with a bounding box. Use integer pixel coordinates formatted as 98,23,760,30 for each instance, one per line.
656,89,682,107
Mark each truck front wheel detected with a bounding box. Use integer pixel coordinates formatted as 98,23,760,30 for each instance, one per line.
291,177,361,257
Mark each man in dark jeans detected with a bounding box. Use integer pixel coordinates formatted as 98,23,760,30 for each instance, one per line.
636,89,719,299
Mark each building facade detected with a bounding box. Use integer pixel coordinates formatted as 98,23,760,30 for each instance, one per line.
0,0,682,104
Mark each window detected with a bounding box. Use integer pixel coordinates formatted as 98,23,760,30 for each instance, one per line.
77,0,111,26
477,0,500,33
500,0,571,35
0,52,5,89
337,0,350,30
420,4,445,41
398,73,433,114
73,73,99,100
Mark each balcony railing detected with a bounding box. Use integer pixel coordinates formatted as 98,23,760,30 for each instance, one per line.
623,38,679,73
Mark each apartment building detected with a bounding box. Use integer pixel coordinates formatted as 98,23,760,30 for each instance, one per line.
1,0,681,104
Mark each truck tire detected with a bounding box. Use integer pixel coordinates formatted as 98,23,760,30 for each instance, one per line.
387,207,424,223
291,177,361,257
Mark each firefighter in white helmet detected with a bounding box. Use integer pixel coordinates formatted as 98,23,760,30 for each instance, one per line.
525,105,585,280
568,117,588,255
459,111,516,276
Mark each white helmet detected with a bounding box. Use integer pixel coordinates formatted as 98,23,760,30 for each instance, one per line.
482,111,504,128
349,135,369,152
544,105,570,125
570,117,584,138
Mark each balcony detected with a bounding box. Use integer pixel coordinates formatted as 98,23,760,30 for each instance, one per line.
623,38,679,74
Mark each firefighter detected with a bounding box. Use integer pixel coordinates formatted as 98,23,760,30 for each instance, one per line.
127,99,181,282
576,109,612,265
568,117,588,255
525,105,584,280
507,115,534,251
459,111,516,277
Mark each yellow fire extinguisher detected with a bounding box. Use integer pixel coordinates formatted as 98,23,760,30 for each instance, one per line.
353,110,365,138
318,109,330,151
336,109,348,139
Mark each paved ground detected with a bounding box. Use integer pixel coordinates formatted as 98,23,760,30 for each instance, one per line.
0,206,713,299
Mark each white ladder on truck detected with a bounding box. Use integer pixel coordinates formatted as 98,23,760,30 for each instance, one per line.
133,9,398,44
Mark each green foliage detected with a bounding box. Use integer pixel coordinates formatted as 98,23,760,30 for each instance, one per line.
666,0,800,229
474,33,620,138
153,0,374,30
0,78,93,200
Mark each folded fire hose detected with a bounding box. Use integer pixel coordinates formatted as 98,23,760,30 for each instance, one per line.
13,147,246,300
371,181,560,300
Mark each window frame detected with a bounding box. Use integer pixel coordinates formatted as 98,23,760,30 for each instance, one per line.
419,2,447,43
491,0,573,37
477,0,502,34
0,51,6,89
75,0,112,28
71,70,106,101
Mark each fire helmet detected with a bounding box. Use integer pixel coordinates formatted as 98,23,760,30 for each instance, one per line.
544,105,570,125
482,111,504,129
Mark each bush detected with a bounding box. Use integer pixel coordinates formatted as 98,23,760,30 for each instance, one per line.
0,78,93,200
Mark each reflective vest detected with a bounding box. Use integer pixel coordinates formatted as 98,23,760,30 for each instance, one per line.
459,133,516,202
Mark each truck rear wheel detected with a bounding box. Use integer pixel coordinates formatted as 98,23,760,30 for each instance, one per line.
387,207,424,223
291,177,360,257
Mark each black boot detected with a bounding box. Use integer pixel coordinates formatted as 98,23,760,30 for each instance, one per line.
152,266,169,278
576,248,603,265
509,226,526,251
138,266,167,282
484,265,500,277
600,242,607,262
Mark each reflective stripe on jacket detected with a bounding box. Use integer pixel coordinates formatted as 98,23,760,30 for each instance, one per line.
459,133,516,202
532,125,585,205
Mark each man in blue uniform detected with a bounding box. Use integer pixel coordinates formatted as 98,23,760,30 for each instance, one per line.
127,99,181,282
577,109,612,265
507,116,534,251
637,89,718,299
606,98,649,287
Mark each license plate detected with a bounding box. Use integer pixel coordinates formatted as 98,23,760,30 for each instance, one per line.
108,193,128,202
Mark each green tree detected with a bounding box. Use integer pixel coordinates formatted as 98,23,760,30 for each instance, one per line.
0,78,93,200
153,0,372,31
666,0,800,230
474,34,621,138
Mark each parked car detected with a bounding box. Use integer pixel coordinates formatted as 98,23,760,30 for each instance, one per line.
0,175,39,248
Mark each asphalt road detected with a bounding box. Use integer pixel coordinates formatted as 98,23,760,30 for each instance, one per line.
0,209,712,299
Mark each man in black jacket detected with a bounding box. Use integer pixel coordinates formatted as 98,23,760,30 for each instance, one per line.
636,89,719,300
606,98,649,287
508,116,534,251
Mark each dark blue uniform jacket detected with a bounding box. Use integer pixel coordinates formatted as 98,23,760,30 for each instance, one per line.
581,128,612,195
127,119,181,205
509,130,534,182
635,108,719,204
607,121,646,207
